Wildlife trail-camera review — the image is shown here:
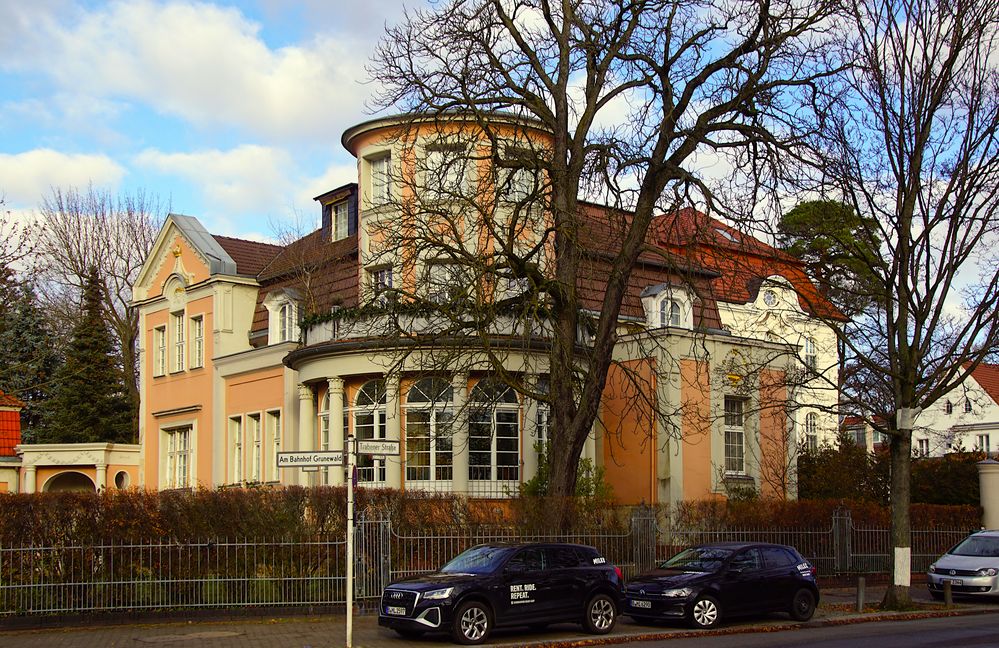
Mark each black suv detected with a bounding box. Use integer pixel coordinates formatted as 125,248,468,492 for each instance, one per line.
379,542,624,644
624,542,819,629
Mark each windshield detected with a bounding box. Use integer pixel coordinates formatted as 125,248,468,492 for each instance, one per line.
659,547,734,572
949,536,999,557
440,546,512,574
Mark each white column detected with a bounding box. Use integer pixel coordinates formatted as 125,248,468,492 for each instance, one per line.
328,377,345,487
95,463,108,491
385,375,403,490
23,465,36,494
521,394,539,483
979,459,999,529
451,372,469,496
297,384,315,487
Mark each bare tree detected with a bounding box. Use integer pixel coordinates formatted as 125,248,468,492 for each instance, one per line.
37,186,167,435
0,193,36,283
369,0,841,522
796,0,999,607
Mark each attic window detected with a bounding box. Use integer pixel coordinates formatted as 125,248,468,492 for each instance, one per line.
263,289,301,345
333,202,349,241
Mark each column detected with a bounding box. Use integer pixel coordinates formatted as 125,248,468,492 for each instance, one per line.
297,384,315,487
385,375,403,490
95,463,108,491
328,377,345,487
521,393,539,483
451,372,469,496
23,465,36,494
978,459,999,529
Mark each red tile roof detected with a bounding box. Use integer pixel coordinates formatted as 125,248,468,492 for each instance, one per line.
0,390,24,408
971,363,999,406
213,236,283,276
0,411,21,457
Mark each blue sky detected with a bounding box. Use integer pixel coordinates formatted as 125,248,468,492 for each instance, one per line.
0,0,418,241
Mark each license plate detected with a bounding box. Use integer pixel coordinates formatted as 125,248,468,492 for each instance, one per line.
631,600,652,609
386,605,407,616
941,578,963,586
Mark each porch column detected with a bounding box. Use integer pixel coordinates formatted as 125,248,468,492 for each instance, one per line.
22,465,36,494
328,377,345,487
297,384,315,486
95,463,108,491
385,375,403,490
521,395,539,484
451,372,469,496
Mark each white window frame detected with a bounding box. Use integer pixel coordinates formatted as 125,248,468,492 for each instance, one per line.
425,146,469,200
248,413,262,483
171,311,185,372
190,315,204,369
266,409,281,482
804,412,818,451
370,267,394,304
804,337,817,372
333,201,349,241
353,380,388,484
427,262,465,304
468,380,521,483
405,379,454,485
917,438,930,456
965,399,974,413
724,396,746,475
659,299,681,328
164,426,192,489
229,415,243,484
153,326,167,377
278,302,297,343
369,153,391,203
319,392,331,485
976,433,990,453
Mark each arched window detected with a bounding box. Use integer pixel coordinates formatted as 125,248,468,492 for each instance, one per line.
468,379,521,483
405,378,454,484
804,412,818,451
319,390,348,485
354,380,387,484
660,299,681,327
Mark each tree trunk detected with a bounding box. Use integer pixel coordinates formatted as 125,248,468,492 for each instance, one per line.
882,427,912,609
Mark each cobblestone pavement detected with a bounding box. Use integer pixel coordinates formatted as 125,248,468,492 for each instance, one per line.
0,585,991,648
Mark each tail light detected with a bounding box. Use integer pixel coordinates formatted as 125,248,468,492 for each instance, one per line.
615,565,624,581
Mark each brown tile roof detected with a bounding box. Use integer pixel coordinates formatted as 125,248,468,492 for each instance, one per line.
213,235,283,276
971,363,999,406
0,390,24,408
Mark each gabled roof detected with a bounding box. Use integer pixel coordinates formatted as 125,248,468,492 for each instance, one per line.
970,363,999,405
213,235,283,277
0,390,24,408
167,214,240,276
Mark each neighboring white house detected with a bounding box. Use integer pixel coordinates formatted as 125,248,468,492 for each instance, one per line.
913,363,999,456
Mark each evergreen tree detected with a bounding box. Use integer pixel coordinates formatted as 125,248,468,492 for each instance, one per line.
0,277,61,441
39,267,132,444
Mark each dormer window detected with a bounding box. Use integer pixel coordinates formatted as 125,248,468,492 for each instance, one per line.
660,299,681,327
641,284,693,329
263,289,302,345
333,201,349,241
278,303,296,343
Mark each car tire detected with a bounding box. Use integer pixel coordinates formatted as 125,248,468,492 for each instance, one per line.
452,600,493,645
394,628,425,639
582,593,617,634
789,588,816,621
689,595,721,629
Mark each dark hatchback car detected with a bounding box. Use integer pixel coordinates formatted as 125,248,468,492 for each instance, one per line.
624,542,819,629
378,542,624,644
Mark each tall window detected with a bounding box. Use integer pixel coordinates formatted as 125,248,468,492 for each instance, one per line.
469,379,521,482
370,154,391,202
229,416,243,484
190,315,204,368
266,410,281,482
659,299,681,327
976,434,990,453
333,201,349,240
946,400,954,414
427,263,465,304
917,438,930,456
405,378,454,483
172,312,185,371
278,303,296,343
248,413,262,482
965,399,974,413
804,337,817,372
370,268,394,305
319,392,331,485
354,380,387,484
426,148,468,199
804,412,818,451
724,397,745,474
153,326,166,377
165,426,191,489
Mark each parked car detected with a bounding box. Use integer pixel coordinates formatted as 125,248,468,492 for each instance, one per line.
928,530,999,599
624,542,819,629
378,542,624,644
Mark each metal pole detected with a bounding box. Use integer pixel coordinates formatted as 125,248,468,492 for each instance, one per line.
346,434,355,648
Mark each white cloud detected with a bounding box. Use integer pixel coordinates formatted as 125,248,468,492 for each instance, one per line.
0,150,126,207
4,0,377,142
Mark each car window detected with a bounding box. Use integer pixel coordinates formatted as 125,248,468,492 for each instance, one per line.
441,545,512,574
660,546,733,572
761,547,796,568
730,549,763,572
950,536,999,557
506,548,544,572
546,547,582,569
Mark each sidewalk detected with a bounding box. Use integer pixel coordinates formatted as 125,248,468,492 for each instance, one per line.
0,586,994,648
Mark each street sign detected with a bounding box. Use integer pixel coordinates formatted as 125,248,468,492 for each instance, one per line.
356,439,400,456
276,451,345,468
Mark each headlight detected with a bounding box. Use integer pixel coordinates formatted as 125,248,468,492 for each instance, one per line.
422,587,454,600
928,564,936,573
662,588,692,598
977,568,998,577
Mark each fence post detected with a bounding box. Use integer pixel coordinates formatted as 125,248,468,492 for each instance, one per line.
833,509,852,573
380,516,392,595
630,506,656,575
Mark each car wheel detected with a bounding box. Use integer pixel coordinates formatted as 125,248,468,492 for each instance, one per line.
689,595,721,629
394,628,425,639
452,600,493,645
789,588,816,621
583,593,617,634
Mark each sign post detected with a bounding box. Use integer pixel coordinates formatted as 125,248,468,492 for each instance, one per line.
346,434,355,648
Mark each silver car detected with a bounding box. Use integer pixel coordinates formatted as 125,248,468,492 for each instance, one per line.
927,530,999,598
